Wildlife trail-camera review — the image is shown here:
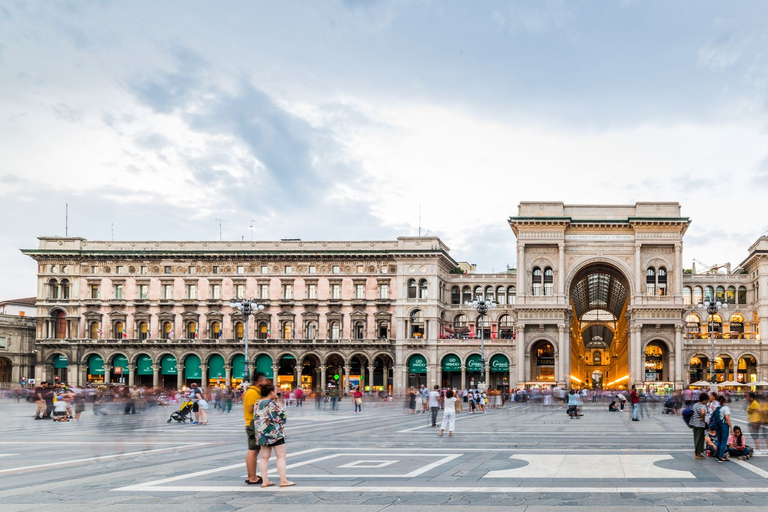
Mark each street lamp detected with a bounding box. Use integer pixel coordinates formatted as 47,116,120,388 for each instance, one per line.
229,298,265,383
697,299,727,384
466,298,496,390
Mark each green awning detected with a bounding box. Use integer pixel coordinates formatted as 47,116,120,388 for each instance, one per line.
53,354,68,369
489,354,510,372
232,354,245,379
256,354,273,378
112,355,129,370
208,354,225,380
408,354,427,374
442,354,461,372
466,354,483,372
161,355,178,375
184,354,202,379
281,354,295,360
88,355,104,375
136,354,153,375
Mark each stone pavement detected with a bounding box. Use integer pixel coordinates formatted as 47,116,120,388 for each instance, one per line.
2,397,768,510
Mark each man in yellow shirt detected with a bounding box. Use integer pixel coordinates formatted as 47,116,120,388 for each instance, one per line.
746,392,764,454
244,372,268,484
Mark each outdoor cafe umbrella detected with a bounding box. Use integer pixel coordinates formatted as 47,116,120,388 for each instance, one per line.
719,380,746,387
691,380,713,387
748,380,768,387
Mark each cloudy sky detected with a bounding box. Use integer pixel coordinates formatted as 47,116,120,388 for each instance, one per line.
1,1,768,298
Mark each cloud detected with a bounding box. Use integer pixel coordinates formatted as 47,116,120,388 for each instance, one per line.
697,30,755,71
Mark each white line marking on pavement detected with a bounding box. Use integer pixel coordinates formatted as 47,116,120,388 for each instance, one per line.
265,452,461,478
338,460,398,469
114,448,323,490
0,454,17,457
397,413,494,432
0,443,211,475
112,484,768,494
485,454,695,479
731,459,768,478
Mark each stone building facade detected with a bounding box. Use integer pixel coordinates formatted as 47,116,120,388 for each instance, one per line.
18,202,768,393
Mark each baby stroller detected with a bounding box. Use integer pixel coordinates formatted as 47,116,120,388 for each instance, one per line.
168,400,195,423
662,398,675,414
566,405,581,419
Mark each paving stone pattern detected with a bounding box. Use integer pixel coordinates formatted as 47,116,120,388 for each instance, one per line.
1,397,768,510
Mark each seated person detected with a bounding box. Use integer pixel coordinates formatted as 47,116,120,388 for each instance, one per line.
705,427,718,456
728,426,752,460
608,399,619,412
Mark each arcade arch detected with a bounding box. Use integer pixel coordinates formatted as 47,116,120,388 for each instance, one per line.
568,262,631,389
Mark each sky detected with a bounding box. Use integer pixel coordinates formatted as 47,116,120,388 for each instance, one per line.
1,1,768,299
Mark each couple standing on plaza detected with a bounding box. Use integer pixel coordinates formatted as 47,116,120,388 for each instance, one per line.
421,384,458,437
243,373,295,488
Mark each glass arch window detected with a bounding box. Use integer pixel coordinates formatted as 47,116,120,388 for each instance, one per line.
461,286,472,303
693,286,703,305
507,286,516,304
473,286,483,300
418,279,428,299
704,286,714,302
726,286,736,304
657,268,667,296
738,286,747,304
715,286,725,302
532,267,543,296
453,314,468,327
451,286,461,305
544,267,554,296
407,279,417,299
685,313,701,336
683,287,692,306
485,286,495,301
646,268,656,296
496,286,506,305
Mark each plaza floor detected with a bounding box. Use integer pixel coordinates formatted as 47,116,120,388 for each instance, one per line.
2,397,768,510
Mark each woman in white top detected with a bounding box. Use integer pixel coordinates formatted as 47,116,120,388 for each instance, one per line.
439,389,457,437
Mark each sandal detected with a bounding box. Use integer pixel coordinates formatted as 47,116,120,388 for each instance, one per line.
280,481,296,487
437,433,443,437
261,482,276,488
449,433,454,437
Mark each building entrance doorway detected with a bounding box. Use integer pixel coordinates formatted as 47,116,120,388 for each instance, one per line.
569,263,630,390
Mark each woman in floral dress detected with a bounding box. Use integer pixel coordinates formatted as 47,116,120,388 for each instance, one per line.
255,383,295,488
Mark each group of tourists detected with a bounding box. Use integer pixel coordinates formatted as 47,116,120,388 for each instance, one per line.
406,385,501,416
688,391,766,462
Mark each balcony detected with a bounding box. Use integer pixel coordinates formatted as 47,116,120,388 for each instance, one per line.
206,299,222,307
108,299,126,307
375,298,391,306
133,299,149,306
685,332,759,341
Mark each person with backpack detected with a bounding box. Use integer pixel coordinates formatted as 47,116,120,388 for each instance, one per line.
712,395,733,462
689,392,708,459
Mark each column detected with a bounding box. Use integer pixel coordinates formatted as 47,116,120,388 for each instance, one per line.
343,365,351,395
435,365,441,388
127,364,135,387
517,243,526,303
272,365,278,387
321,366,327,394
201,364,208,388
516,324,526,386
484,362,490,389
296,365,303,391
176,365,184,389
674,325,684,388
103,364,112,385
508,367,514,392
632,325,642,386
674,243,683,299
524,351,531,382
152,365,159,388
367,365,374,392
384,364,390,393
558,242,566,301
461,365,466,390
79,365,88,387
224,365,232,386
557,324,567,386
634,243,642,300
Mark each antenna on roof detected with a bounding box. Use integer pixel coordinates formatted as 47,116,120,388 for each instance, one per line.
65,203,68,236
111,222,114,241
215,218,227,241
250,219,257,241
419,204,421,237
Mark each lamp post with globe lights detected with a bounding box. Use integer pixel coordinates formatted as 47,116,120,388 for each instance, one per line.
466,298,496,390
697,299,726,384
229,298,266,383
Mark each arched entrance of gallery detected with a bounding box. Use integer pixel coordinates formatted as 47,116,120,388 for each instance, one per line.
568,262,631,390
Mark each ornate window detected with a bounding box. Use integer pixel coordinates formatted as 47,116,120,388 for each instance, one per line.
544,267,554,296
532,267,543,296
738,286,747,304
418,279,428,299
451,286,461,305
657,268,667,296
407,279,417,299
645,268,656,296
683,286,692,306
